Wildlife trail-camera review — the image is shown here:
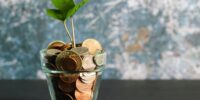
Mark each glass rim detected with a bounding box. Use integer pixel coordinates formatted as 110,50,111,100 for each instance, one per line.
42,66,105,74
40,49,105,74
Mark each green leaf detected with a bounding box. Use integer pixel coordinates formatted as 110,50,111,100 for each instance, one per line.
51,0,75,11
46,9,66,21
66,0,89,19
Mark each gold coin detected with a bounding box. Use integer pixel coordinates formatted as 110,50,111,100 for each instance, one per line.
82,38,102,55
71,47,89,56
76,78,93,93
75,90,92,100
82,55,96,70
58,80,75,93
59,74,79,83
56,50,82,71
47,40,65,50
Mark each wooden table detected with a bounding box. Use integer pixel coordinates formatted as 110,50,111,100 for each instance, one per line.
0,80,200,100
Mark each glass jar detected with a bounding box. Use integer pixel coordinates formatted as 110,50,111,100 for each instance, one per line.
40,49,105,100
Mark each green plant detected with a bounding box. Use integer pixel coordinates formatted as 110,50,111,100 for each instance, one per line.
46,0,90,48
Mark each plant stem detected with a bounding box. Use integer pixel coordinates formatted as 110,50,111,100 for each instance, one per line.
63,19,72,43
70,17,76,48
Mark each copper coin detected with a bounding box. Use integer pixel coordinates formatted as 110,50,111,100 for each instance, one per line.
82,38,102,55
69,52,82,71
76,78,93,93
45,62,57,69
75,90,92,100
60,74,79,83
63,43,72,50
57,57,77,71
63,43,83,50
47,40,65,50
82,55,96,70
56,50,82,71
71,47,89,56
58,80,76,93
45,49,61,69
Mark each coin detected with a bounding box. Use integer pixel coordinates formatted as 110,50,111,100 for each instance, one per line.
60,74,79,83
63,43,72,50
47,40,65,50
65,94,74,100
76,78,93,93
71,47,89,56
82,55,96,70
80,72,96,84
45,49,61,57
76,43,82,47
58,80,76,93
97,71,103,76
94,51,106,66
75,90,92,100
69,52,82,71
63,43,83,50
56,50,82,71
45,62,57,69
45,49,61,69
57,57,77,71
82,38,102,55
81,78,96,84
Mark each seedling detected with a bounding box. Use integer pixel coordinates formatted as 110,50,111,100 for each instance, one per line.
46,0,90,48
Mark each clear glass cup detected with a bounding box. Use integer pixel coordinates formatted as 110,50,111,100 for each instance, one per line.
40,49,105,100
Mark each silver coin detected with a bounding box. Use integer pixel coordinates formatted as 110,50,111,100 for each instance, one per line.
80,72,96,84
45,49,61,57
82,55,96,70
94,51,106,66
71,47,89,56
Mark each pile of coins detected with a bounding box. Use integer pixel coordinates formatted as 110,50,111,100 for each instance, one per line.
44,39,106,100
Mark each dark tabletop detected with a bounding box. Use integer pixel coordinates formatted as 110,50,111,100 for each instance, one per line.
0,80,200,100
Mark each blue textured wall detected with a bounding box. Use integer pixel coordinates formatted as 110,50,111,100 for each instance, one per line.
1,0,200,79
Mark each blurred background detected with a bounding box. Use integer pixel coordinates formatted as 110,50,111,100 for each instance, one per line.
0,0,200,80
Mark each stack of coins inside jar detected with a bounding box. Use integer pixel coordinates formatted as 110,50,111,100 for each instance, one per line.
44,39,106,100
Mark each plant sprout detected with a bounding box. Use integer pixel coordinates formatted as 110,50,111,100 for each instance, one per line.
46,0,90,48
